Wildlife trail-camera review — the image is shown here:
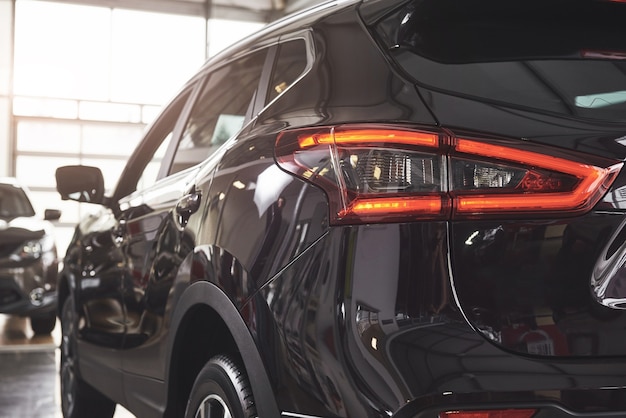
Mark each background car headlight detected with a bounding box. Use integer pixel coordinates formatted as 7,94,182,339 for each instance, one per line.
10,239,45,261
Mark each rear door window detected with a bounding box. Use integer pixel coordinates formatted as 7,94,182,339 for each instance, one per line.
168,49,268,175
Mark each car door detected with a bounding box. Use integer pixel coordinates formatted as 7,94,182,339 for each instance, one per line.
119,45,275,415
64,81,198,405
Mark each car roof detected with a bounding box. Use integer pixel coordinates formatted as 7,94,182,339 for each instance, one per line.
199,0,362,71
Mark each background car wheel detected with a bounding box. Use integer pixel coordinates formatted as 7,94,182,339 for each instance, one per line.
60,296,116,418
30,311,56,335
185,355,256,418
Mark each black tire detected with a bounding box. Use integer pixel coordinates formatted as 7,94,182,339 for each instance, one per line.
30,311,57,335
185,355,257,418
60,296,116,418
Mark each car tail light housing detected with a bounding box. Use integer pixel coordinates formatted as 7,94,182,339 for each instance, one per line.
275,124,622,225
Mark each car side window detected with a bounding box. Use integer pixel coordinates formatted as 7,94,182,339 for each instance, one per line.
136,132,174,190
266,39,308,104
115,87,194,199
168,49,268,176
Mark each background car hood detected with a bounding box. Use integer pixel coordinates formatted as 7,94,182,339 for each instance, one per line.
0,217,47,242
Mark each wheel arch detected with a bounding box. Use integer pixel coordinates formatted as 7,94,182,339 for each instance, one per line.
163,280,280,418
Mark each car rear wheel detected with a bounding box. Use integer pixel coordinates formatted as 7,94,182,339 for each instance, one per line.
60,296,116,418
185,355,256,418
30,311,56,335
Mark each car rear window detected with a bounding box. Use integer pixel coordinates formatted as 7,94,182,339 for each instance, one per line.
371,0,626,122
393,54,626,122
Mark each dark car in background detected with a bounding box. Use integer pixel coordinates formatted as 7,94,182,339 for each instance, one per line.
0,177,60,335
55,0,626,417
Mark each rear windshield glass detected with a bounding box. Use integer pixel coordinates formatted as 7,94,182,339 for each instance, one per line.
374,0,626,122
0,184,35,218
394,53,626,121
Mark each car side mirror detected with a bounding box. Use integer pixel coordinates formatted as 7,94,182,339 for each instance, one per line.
56,165,105,204
44,209,62,221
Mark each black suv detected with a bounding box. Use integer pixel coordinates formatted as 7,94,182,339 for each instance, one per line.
55,0,626,417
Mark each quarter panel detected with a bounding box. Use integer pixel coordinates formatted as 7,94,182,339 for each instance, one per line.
206,132,330,301
258,223,626,417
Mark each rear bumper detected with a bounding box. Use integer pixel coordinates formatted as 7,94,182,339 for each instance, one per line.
404,390,626,417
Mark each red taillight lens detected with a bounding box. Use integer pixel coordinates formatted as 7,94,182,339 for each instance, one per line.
275,125,623,225
440,409,536,418
451,138,622,218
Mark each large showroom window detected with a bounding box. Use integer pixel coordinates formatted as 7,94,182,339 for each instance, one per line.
11,0,263,252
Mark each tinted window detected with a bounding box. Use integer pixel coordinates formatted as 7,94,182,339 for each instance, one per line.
267,39,307,104
115,87,193,200
377,0,626,122
394,53,626,122
0,184,35,218
169,49,267,175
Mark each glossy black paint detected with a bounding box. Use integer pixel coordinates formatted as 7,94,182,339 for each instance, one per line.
56,0,626,417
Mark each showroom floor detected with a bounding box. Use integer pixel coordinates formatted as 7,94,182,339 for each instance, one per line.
0,315,135,418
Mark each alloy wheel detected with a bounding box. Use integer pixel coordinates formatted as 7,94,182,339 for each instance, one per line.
194,394,233,418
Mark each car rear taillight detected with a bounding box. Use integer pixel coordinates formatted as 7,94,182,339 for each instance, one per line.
275,125,622,225
439,409,537,418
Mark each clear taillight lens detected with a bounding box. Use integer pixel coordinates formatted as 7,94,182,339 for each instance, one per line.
275,125,622,225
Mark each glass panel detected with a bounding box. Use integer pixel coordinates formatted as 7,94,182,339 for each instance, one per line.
0,98,11,176
28,190,78,224
15,155,80,188
81,124,144,156
111,9,206,105
142,105,163,124
137,133,172,190
14,2,206,105
16,121,81,153
13,97,78,119
267,40,308,104
171,49,267,175
79,101,142,123
0,1,11,96
207,19,265,57
14,1,111,100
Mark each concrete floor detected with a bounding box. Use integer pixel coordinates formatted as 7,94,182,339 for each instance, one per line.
0,314,135,418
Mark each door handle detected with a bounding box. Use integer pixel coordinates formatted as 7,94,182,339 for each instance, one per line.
175,188,201,229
